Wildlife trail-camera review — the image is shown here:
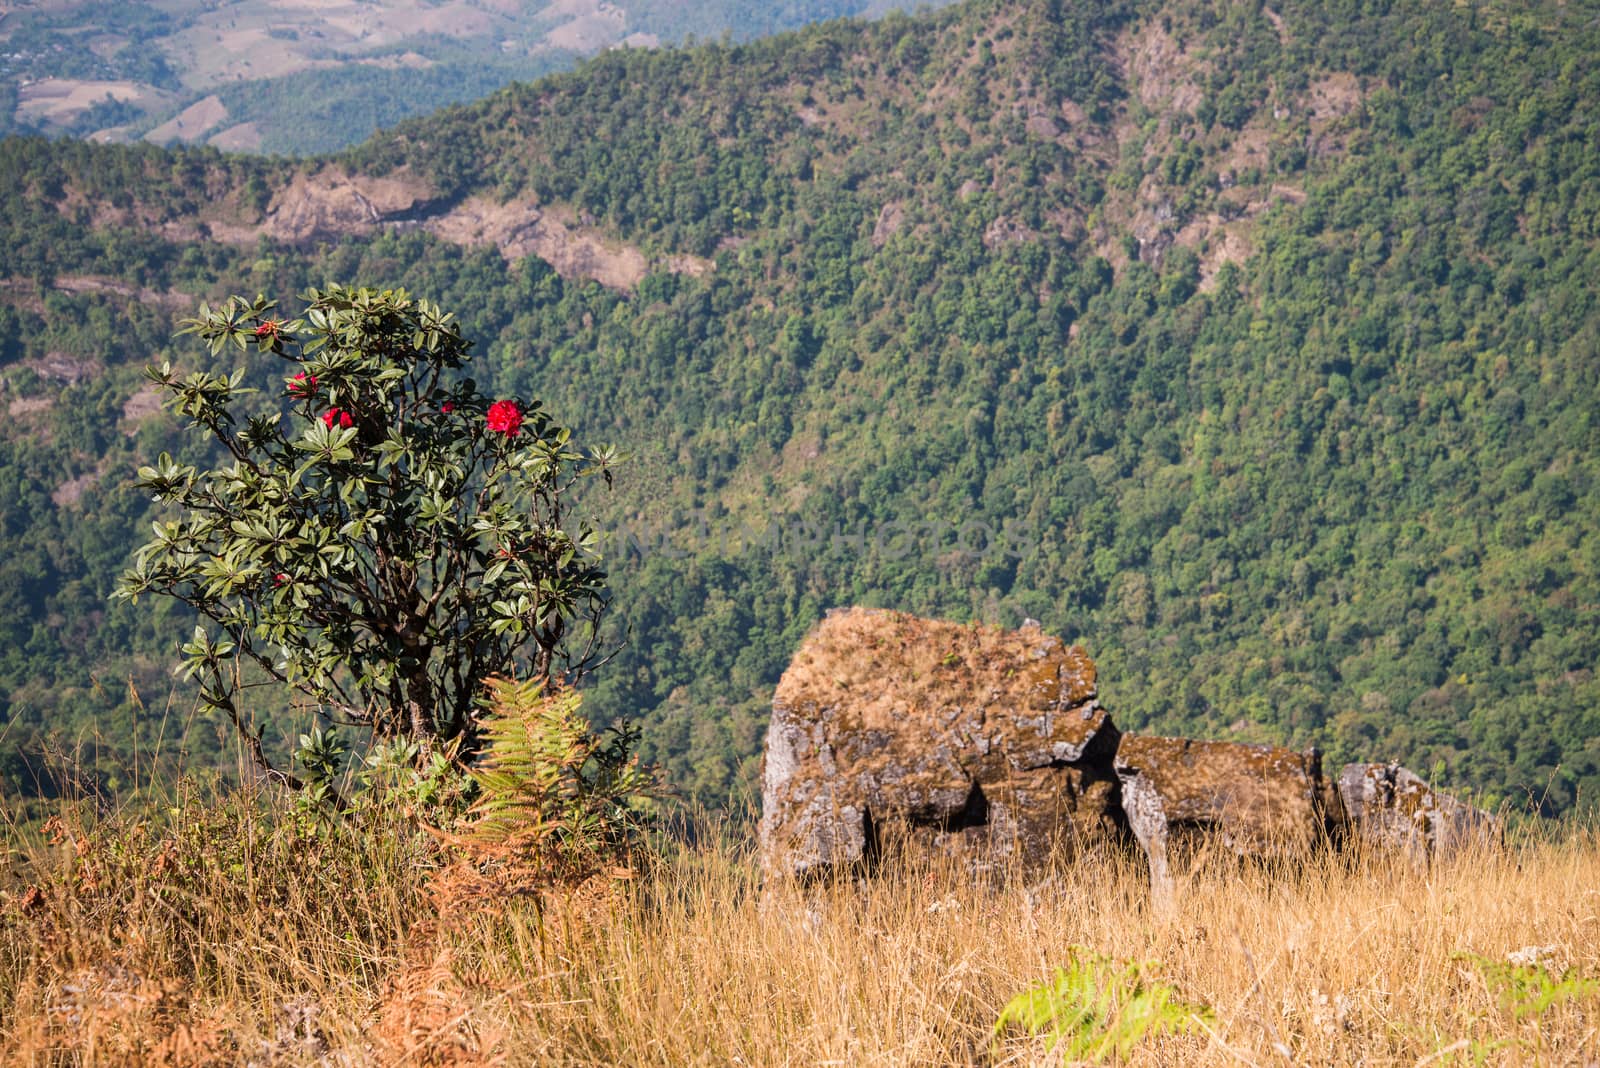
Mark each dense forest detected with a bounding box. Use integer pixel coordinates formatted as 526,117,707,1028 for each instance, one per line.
1,0,1597,818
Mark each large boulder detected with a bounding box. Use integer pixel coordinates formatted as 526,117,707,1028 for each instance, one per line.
1113,735,1340,895
758,608,1505,892
1336,762,1500,862
758,608,1127,883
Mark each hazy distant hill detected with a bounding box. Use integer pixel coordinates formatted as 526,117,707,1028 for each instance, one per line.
0,0,946,154
1,0,1597,816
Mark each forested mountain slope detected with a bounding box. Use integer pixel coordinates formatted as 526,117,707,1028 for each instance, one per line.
2,0,1597,815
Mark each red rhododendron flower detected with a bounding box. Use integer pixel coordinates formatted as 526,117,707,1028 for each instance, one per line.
486,399,522,437
322,408,354,429
287,371,317,396
273,572,290,586
441,401,455,414
255,320,280,338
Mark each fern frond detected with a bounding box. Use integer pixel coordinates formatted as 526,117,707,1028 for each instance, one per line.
994,946,1214,1062
454,677,652,875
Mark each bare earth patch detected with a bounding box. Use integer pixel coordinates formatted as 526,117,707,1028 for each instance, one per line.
144,94,229,145
354,50,435,70
15,78,158,126
1306,71,1362,124
1303,71,1364,159
159,0,506,91
25,351,102,386
1116,22,1207,114
1263,6,1289,41
52,275,195,312
51,470,99,509
121,385,167,433
1172,181,1306,290
661,253,713,278
320,2,498,44
1219,120,1272,179
52,163,706,292
208,121,264,151
86,125,138,144
0,279,46,315
983,214,1037,250
7,397,53,418
422,197,664,290
1084,18,1359,284
542,0,627,52
871,201,905,248
1176,216,1254,292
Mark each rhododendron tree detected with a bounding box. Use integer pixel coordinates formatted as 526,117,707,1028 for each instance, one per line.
117,285,620,790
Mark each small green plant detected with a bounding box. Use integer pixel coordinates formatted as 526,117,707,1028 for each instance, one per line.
288,727,477,827
455,676,651,878
1412,952,1600,1064
1457,951,1600,1018
358,736,475,817
295,724,349,808
993,946,1214,1062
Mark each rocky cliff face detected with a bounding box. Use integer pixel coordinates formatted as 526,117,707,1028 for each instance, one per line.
260,167,434,244
759,608,1498,889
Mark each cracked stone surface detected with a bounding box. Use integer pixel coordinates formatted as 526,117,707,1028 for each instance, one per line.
758,607,1125,882
759,608,1501,890
1337,761,1501,863
1113,735,1339,897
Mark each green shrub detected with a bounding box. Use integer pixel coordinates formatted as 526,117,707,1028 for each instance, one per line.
117,285,620,794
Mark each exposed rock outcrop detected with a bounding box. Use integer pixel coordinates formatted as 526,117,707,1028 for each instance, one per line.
1114,736,1340,896
256,174,711,290
759,608,1500,891
758,608,1128,883
261,167,433,244
1337,762,1502,863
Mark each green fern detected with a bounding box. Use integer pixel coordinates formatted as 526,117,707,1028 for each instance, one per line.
1456,952,1600,1019
994,946,1214,1062
462,677,650,868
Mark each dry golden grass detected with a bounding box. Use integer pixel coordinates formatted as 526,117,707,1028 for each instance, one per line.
3,791,1598,1066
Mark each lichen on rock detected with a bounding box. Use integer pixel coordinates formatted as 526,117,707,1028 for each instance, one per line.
1337,761,1501,863
1113,735,1338,898
759,607,1501,892
758,607,1127,883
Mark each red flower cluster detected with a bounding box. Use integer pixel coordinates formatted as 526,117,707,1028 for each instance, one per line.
441,401,456,414
255,320,281,338
322,408,354,429
273,572,291,586
287,371,317,397
486,399,522,437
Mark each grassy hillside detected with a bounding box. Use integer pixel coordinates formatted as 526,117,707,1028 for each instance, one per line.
0,0,1598,815
3,787,1597,1063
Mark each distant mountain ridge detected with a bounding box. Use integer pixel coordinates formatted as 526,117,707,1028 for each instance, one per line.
0,0,943,155
1,0,1597,817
